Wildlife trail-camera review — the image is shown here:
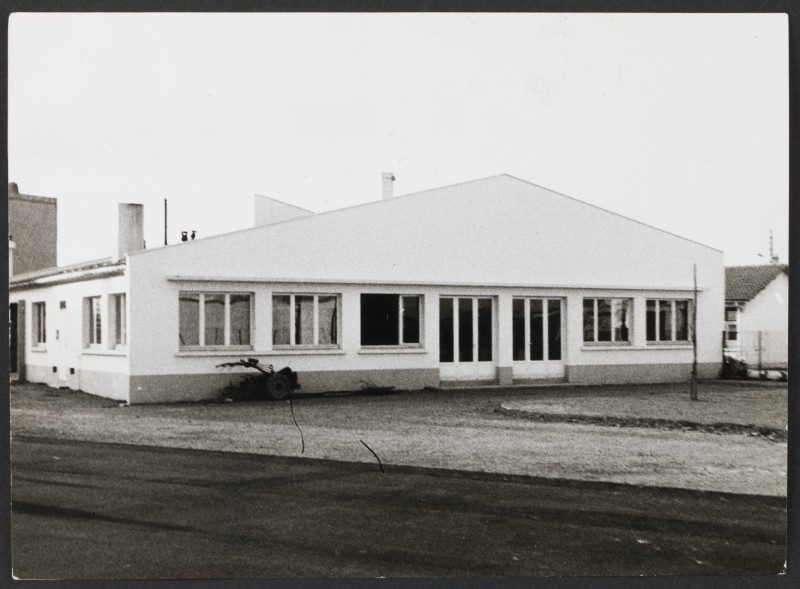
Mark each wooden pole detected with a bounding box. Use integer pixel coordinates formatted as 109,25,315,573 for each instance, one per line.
690,264,698,400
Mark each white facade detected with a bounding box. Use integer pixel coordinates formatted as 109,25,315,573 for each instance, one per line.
726,271,788,368
9,261,130,400
12,175,725,404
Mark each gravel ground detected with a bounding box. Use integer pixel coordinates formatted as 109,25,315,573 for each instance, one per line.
10,382,787,497
500,381,787,428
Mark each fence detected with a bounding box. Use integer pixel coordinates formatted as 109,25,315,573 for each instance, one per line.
723,330,788,371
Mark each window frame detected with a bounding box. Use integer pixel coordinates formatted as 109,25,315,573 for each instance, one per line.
86,295,102,347
178,291,253,349
646,298,692,344
724,305,739,342
272,293,341,348
360,293,424,348
31,301,46,347
439,296,494,363
582,298,632,344
110,293,127,349
512,297,563,362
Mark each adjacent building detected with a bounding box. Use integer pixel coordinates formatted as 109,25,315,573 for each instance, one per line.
725,264,789,369
9,174,725,403
8,182,59,378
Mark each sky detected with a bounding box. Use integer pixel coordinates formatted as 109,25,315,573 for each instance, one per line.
8,12,789,267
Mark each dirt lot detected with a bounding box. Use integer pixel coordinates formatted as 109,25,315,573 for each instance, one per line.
10,381,788,497
501,381,787,429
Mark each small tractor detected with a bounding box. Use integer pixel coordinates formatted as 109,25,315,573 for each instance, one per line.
217,358,299,401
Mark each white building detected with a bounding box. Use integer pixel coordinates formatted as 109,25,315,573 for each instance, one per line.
9,175,724,404
724,264,789,369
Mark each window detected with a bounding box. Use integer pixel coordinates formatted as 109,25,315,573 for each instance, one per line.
179,292,252,347
272,294,339,347
583,298,631,343
513,298,562,361
32,302,46,345
646,299,691,343
85,296,102,346
725,305,738,342
360,294,421,346
110,293,127,347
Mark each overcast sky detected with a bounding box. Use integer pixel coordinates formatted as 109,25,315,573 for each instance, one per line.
8,12,789,267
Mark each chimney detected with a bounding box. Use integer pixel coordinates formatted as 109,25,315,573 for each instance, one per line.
117,203,145,260
382,172,395,199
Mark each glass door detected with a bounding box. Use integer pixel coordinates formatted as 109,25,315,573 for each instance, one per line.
439,297,495,381
512,298,564,379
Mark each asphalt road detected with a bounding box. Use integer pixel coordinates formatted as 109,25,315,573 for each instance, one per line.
11,436,786,579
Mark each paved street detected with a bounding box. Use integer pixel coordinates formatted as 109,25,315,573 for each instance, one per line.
11,436,786,579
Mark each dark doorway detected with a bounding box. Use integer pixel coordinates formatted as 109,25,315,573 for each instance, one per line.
10,303,18,373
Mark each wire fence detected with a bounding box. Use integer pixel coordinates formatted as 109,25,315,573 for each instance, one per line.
723,330,788,371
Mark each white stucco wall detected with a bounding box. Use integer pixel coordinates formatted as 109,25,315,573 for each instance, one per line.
739,272,788,333
10,272,131,401
737,272,788,368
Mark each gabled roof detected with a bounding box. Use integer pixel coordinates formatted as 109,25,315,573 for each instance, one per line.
725,264,789,302
130,174,722,292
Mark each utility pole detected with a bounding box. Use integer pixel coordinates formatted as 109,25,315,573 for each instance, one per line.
164,198,168,246
690,263,698,401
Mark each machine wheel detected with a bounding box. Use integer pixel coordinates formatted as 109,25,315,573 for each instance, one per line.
266,373,293,400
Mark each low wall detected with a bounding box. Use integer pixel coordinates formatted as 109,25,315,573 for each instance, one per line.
129,368,441,404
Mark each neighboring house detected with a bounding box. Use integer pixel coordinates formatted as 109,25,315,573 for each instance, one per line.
8,182,58,379
725,264,789,369
9,174,725,404
8,182,58,276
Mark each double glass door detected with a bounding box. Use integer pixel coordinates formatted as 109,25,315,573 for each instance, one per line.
439,297,495,380
512,298,564,378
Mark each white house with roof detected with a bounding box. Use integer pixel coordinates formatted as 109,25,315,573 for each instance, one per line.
724,264,789,369
9,174,724,404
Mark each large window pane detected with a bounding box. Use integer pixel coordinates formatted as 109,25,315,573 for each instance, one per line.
402,296,420,344
114,294,127,346
295,296,314,345
614,299,630,342
658,300,673,341
33,303,46,344
92,298,102,344
675,300,689,341
477,298,492,362
513,299,525,360
272,296,290,345
439,298,454,362
204,294,225,345
179,293,200,346
547,299,561,360
229,294,251,345
583,299,595,342
529,299,544,361
361,294,399,345
318,296,338,345
597,299,612,342
646,300,657,341
458,298,473,362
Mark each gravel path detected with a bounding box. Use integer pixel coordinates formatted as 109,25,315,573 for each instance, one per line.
10,384,787,497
